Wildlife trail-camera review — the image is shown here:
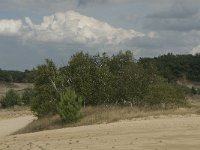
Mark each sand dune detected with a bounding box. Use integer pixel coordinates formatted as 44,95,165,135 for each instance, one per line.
0,115,200,150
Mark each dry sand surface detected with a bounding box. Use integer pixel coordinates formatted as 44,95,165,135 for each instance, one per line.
0,116,35,137
0,115,200,150
0,108,33,121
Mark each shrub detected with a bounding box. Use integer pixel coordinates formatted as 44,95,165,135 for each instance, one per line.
0,89,21,108
57,89,83,122
21,88,35,105
144,81,186,108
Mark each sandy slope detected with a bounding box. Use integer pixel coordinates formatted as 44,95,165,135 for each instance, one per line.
0,116,35,137
0,115,200,150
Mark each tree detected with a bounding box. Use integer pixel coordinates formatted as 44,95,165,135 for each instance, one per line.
57,88,82,122
31,59,62,117
65,52,97,105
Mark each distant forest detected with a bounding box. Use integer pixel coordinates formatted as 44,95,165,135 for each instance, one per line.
0,69,34,83
140,53,200,82
0,53,200,83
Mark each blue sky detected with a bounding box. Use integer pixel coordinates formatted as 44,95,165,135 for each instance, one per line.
0,0,200,70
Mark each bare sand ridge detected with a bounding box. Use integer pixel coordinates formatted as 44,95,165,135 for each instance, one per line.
0,115,199,150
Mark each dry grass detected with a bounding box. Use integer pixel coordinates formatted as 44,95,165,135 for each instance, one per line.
15,105,199,135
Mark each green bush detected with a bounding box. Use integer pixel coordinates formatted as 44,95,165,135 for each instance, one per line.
57,89,82,122
0,89,21,108
144,81,186,108
21,88,35,105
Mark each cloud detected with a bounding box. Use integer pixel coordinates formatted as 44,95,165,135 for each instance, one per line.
0,20,22,36
0,11,144,46
191,45,200,55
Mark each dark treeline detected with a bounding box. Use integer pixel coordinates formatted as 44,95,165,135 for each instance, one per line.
0,69,34,83
139,53,200,82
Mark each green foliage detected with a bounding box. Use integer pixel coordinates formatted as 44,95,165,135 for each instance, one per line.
144,80,186,108
21,88,35,105
0,69,34,83
57,89,82,122
0,89,21,108
31,51,188,118
139,53,200,82
62,51,186,107
64,52,96,105
31,59,62,117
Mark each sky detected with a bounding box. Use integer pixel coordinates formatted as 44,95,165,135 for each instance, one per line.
0,0,200,70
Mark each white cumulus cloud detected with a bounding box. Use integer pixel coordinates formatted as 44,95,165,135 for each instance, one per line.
0,11,145,46
0,20,22,36
191,45,200,55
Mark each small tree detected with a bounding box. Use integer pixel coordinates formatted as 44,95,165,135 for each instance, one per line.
57,89,82,122
0,89,21,108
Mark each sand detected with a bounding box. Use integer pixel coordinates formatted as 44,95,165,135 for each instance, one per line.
0,114,200,150
0,116,35,137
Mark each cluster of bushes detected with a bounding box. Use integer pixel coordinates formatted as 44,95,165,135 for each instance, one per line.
0,88,34,108
29,51,187,122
